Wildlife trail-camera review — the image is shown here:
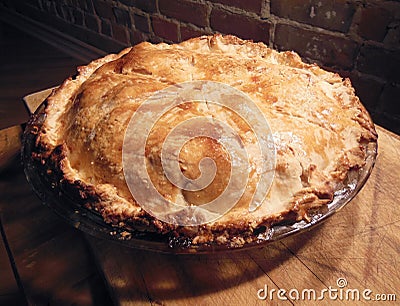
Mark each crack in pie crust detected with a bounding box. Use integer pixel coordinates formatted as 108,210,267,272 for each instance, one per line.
29,34,377,248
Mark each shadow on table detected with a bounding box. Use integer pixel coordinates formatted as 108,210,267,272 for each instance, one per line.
87,222,328,303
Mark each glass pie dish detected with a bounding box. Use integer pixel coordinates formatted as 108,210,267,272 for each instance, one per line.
22,99,378,254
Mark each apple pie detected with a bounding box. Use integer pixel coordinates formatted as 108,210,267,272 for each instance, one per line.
28,34,377,248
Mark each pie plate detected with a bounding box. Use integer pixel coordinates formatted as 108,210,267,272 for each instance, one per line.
22,92,378,254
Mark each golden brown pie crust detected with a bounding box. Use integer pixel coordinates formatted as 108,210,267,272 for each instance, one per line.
30,34,377,247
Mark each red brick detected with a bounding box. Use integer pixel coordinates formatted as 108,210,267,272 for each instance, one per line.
180,24,209,41
41,0,52,13
93,1,114,19
357,45,400,82
384,24,400,49
119,0,135,6
150,36,164,44
134,13,150,33
78,0,94,13
48,1,58,16
274,23,358,70
349,74,384,111
113,7,131,27
130,29,147,45
159,0,208,27
60,5,73,22
85,13,100,33
152,16,179,42
112,22,129,44
101,17,112,36
271,0,355,33
54,2,63,18
72,8,84,26
210,7,270,43
358,7,393,42
208,0,263,15
135,0,157,13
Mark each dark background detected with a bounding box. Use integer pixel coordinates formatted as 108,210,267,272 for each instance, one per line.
1,0,399,134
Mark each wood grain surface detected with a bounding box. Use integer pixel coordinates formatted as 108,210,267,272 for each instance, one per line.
0,159,114,305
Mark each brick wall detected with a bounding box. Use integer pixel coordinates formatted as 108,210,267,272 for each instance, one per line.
1,0,399,133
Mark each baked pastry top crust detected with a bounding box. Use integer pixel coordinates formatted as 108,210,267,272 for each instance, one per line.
32,34,377,247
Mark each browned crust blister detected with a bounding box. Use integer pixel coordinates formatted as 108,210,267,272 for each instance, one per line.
29,34,377,249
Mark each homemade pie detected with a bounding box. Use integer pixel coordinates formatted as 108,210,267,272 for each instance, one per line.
28,34,377,248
